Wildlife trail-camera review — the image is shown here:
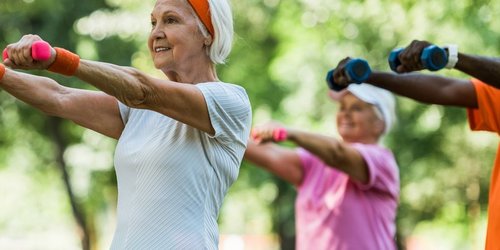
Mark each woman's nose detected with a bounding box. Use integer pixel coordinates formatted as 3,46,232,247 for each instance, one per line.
151,27,166,40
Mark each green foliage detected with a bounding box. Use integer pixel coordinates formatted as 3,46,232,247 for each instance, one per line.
1,0,499,249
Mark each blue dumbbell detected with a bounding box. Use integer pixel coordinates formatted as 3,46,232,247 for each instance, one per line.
326,58,372,92
389,45,448,72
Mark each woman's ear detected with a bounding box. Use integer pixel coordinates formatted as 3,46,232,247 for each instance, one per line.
374,119,385,137
204,35,212,46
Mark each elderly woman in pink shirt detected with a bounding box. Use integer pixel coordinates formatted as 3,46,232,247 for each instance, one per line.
245,83,399,250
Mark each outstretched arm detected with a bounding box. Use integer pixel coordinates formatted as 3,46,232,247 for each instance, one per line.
0,67,124,139
285,128,369,184
244,140,303,186
331,40,479,109
249,121,369,184
367,71,477,108
73,60,214,135
455,53,500,89
4,35,215,135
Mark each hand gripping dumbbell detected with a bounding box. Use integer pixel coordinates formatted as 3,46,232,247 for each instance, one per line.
2,40,52,61
325,58,372,92
272,127,287,142
250,127,288,142
388,45,448,72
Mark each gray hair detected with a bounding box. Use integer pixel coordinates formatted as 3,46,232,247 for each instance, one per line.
187,0,234,64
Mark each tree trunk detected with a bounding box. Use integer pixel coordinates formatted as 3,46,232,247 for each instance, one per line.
48,117,91,250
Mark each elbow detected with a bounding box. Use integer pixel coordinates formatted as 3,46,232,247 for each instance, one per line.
39,85,68,117
323,141,345,167
119,67,150,107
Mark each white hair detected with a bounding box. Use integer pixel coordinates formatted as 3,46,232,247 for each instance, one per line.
186,0,234,64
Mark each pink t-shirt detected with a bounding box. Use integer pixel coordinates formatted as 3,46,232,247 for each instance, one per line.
295,143,399,250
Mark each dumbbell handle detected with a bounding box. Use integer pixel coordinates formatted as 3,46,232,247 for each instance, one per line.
272,128,288,142
2,41,52,61
389,45,448,72
250,127,288,142
326,58,372,92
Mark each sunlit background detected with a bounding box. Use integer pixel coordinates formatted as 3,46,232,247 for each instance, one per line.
1,0,499,249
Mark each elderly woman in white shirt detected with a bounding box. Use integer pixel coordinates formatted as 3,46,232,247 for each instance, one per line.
0,0,251,248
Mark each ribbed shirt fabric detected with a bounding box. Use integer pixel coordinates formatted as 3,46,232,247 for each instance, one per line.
110,82,252,249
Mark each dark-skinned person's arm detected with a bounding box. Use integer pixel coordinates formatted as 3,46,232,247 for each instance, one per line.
367,72,478,108
454,53,500,89
390,39,500,87
332,39,479,109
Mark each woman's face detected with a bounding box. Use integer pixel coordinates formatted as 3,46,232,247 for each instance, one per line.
148,0,207,71
336,93,384,143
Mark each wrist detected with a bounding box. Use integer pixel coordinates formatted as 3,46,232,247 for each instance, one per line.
444,44,458,69
48,47,80,76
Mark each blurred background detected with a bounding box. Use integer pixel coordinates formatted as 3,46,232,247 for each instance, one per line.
0,0,498,249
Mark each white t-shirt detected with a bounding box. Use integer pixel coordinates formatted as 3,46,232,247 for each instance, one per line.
110,82,252,249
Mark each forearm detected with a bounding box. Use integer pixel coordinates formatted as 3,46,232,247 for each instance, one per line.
0,68,63,115
455,53,500,88
244,141,276,169
287,129,343,167
244,141,303,185
287,129,369,183
74,60,148,107
368,71,476,107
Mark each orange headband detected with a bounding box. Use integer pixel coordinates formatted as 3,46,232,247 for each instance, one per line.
0,64,5,81
187,0,214,37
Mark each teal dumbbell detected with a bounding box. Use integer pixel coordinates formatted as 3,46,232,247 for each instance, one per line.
389,45,448,72
326,58,371,92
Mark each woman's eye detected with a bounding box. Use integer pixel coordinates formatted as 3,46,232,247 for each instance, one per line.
165,17,177,24
351,106,362,111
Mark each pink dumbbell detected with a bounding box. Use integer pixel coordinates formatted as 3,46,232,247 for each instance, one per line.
272,127,288,142
2,40,52,61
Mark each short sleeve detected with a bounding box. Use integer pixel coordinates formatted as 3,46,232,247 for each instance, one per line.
117,101,130,125
196,82,252,145
467,79,500,134
350,143,399,197
297,148,315,177
296,148,326,189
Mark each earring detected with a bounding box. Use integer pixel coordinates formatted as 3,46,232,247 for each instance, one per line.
204,36,212,46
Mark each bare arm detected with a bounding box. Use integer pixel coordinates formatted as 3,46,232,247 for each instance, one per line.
249,121,369,184
73,60,215,135
286,128,369,184
332,40,484,108
390,39,500,87
367,71,477,108
244,140,303,186
4,35,214,135
0,68,124,139
455,53,500,89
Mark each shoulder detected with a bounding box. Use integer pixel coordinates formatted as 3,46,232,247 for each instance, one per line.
196,81,251,111
350,143,397,166
196,82,248,97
